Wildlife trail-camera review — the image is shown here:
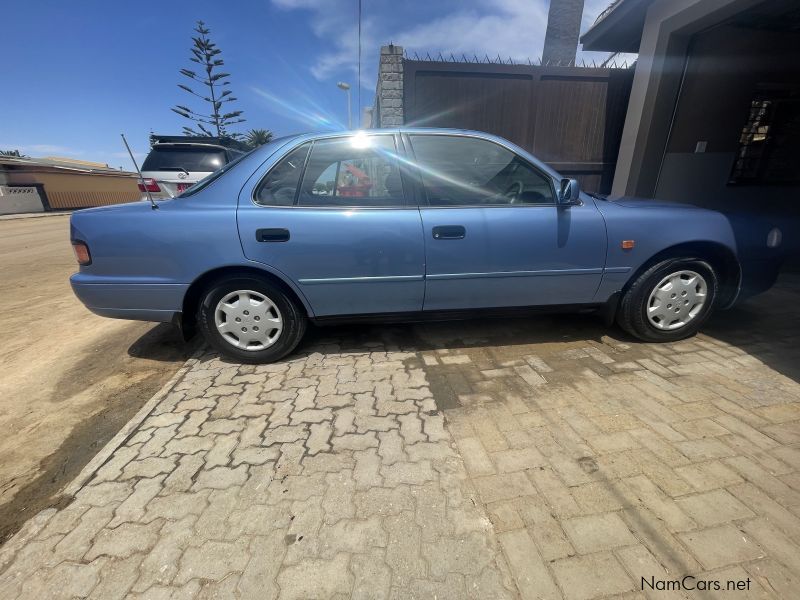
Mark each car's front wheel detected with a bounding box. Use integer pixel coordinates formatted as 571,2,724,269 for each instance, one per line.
197,276,306,363
617,258,717,342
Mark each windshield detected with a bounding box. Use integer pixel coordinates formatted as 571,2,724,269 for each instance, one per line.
142,146,227,172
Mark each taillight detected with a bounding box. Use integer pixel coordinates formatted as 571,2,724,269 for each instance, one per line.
72,241,92,265
137,178,161,193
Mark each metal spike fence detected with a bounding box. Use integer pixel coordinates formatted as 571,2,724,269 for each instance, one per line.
402,49,632,69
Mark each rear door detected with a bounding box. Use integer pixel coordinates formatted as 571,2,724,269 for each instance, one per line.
237,134,425,316
408,133,607,310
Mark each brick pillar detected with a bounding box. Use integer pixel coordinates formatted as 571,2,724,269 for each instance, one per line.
542,0,585,66
374,44,404,128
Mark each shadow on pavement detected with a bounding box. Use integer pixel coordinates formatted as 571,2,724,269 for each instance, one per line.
127,322,197,362
705,266,800,383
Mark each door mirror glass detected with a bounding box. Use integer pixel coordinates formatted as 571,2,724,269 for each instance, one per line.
558,178,580,205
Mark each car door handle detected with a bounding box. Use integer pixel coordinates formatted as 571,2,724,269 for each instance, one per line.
432,225,466,240
256,228,290,242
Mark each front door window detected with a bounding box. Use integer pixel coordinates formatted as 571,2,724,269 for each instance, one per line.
409,135,555,206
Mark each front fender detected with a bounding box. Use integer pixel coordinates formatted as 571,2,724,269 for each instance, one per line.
593,201,739,303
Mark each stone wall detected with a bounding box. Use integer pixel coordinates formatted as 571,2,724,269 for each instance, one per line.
373,44,404,128
542,0,585,65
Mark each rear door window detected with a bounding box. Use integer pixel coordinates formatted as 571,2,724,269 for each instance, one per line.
142,147,227,172
297,135,404,207
254,143,312,206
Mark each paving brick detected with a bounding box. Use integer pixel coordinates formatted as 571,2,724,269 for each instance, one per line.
572,482,625,514
498,529,560,600
674,489,755,526
614,544,671,598
675,460,744,492
562,512,637,553
588,431,640,453
384,511,426,585
677,525,765,570
701,565,773,600
724,455,800,506
740,517,800,574
381,460,435,487
623,475,696,532
620,506,702,575
109,475,164,526
551,552,635,600
174,539,250,584
350,552,392,600
528,468,581,517
491,447,546,473
473,472,537,504
87,553,144,600
515,365,547,387
675,438,735,461
52,504,115,562
193,464,248,490
205,433,238,468
86,520,161,560
4,275,800,600
423,532,497,579
746,559,799,600
119,456,176,480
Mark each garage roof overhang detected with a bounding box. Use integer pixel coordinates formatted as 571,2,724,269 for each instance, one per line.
580,0,657,52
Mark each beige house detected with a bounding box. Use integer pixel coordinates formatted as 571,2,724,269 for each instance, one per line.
581,0,800,214
0,155,140,212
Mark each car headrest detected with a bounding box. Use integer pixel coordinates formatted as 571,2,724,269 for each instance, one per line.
384,172,403,198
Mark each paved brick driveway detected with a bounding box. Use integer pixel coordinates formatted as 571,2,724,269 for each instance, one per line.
1,272,799,599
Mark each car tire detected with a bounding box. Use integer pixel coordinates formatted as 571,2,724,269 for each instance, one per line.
617,258,718,342
197,276,306,363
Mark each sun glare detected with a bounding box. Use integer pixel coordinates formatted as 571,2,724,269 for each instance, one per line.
350,130,371,149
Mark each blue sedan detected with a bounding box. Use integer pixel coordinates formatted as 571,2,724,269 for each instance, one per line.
70,129,784,363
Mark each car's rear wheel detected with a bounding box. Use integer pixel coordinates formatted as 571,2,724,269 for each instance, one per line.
617,258,717,342
198,276,306,363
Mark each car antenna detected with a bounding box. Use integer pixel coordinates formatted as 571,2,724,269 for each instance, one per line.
121,133,158,210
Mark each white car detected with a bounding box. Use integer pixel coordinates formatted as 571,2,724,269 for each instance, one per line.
139,136,245,200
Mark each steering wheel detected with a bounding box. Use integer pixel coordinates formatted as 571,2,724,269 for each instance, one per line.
504,181,524,203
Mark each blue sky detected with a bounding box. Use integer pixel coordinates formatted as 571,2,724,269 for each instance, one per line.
2,0,615,170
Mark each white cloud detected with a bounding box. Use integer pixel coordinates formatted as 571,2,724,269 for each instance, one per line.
272,0,627,94
0,143,85,156
272,0,378,89
395,0,549,62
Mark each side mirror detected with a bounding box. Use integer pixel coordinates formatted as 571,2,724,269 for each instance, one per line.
558,178,581,206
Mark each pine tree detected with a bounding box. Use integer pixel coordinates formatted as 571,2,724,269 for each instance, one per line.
172,21,245,138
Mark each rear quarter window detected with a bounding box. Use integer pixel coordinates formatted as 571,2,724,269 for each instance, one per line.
142,147,227,172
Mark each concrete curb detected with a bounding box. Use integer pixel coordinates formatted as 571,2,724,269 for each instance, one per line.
63,346,205,497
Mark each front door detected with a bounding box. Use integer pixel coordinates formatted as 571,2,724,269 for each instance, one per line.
407,134,607,311
237,134,425,316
